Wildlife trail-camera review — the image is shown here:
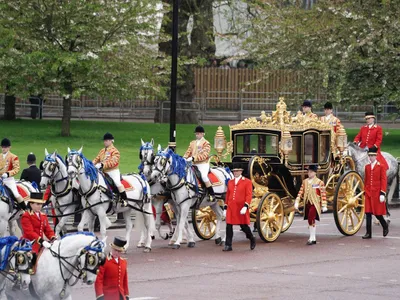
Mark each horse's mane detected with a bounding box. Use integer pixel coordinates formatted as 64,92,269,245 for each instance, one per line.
163,149,187,179
57,232,99,255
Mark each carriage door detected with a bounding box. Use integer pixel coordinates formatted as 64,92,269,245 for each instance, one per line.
304,132,318,165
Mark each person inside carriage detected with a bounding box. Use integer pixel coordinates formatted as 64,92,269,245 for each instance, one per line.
0,138,27,211
21,192,56,271
301,100,318,119
183,125,215,202
93,133,127,206
354,111,388,170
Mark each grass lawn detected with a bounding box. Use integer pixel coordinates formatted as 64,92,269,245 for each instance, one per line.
1,119,399,174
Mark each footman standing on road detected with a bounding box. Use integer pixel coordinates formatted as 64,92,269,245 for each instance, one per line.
95,237,130,300
223,163,256,252
362,148,389,239
294,165,327,245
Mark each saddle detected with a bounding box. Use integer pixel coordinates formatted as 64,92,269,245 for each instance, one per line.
2,185,16,213
191,166,222,188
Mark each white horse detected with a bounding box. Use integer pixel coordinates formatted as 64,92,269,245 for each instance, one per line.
347,143,399,219
67,147,155,252
28,232,106,300
40,150,78,238
139,140,177,241
150,147,232,249
0,237,33,300
0,179,39,237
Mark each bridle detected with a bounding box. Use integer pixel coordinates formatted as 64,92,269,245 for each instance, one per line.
41,155,72,200
66,152,84,179
140,143,155,167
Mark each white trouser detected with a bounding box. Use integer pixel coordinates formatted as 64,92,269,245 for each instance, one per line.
3,177,23,201
106,169,124,191
195,163,210,183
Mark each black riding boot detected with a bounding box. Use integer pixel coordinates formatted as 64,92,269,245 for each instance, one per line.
362,213,372,239
18,201,27,211
207,187,215,202
376,215,389,237
120,191,128,207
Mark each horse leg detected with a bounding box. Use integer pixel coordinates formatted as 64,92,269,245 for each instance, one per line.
152,199,166,239
8,220,18,236
97,208,109,240
142,203,155,252
212,204,225,245
386,178,397,221
55,206,74,238
173,202,190,249
0,217,8,237
123,209,133,251
135,210,146,248
184,219,196,248
169,205,181,246
77,210,89,232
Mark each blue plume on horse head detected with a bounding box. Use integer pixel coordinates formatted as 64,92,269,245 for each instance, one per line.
68,149,98,182
0,236,19,270
170,151,187,179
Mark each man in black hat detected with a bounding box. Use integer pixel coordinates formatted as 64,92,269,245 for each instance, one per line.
320,102,341,133
294,165,327,245
183,125,215,201
0,138,26,210
362,148,389,239
301,100,318,119
93,133,127,203
95,236,130,300
354,112,388,170
20,153,41,186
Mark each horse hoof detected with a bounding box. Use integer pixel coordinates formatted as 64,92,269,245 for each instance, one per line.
168,231,174,238
215,237,222,245
188,242,195,248
172,244,180,249
143,247,152,253
151,235,155,240
137,244,145,248
181,239,187,244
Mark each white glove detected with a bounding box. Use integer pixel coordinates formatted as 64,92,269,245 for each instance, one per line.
223,210,226,218
1,173,8,178
185,157,193,162
95,163,102,169
380,195,385,203
240,206,247,215
364,146,369,152
294,199,299,210
42,241,51,249
322,206,328,213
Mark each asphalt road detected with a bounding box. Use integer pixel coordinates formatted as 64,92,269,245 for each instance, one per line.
69,209,400,300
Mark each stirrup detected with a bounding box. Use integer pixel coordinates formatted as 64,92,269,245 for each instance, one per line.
208,195,215,202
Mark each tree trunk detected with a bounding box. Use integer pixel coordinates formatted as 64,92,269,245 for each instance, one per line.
157,0,215,124
4,94,16,120
61,81,73,136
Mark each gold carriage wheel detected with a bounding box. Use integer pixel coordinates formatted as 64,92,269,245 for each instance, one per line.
333,171,365,236
281,210,295,233
256,192,284,243
191,206,217,240
344,156,355,171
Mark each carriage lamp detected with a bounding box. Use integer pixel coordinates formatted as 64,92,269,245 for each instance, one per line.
336,125,347,153
280,130,293,160
214,126,227,157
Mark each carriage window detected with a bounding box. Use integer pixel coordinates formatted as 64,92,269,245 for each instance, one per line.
235,134,279,155
304,132,318,163
288,136,301,164
320,134,330,163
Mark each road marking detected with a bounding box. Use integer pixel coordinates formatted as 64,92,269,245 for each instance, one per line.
338,243,345,246
308,272,314,275
174,261,181,263
389,279,398,283
334,274,342,277
282,269,288,272
288,240,295,243
389,247,396,250
362,277,370,280
252,267,259,270
201,263,208,266
147,259,155,262
227,265,233,267
131,297,159,300
365,245,371,248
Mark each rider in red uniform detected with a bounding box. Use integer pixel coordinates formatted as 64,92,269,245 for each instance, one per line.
354,111,388,170
21,192,56,254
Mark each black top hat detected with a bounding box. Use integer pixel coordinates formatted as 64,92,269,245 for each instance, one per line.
324,102,333,109
1,138,11,147
365,112,375,119
231,162,244,171
368,146,378,155
194,125,205,133
27,153,36,163
307,165,318,172
103,132,114,140
110,236,127,251
29,192,45,204
301,100,312,107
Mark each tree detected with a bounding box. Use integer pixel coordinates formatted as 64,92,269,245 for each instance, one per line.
241,0,400,107
0,0,165,135
158,0,215,123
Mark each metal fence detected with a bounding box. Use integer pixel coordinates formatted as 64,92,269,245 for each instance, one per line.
1,93,399,123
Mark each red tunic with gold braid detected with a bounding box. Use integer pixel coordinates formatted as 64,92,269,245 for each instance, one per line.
95,254,129,300
21,210,56,254
0,152,20,177
354,124,388,170
93,145,120,172
364,161,387,216
183,138,211,164
296,177,327,225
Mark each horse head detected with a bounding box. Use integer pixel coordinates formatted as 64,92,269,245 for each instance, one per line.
41,149,62,189
140,138,155,178
77,237,106,285
11,238,34,289
150,146,173,182
66,147,84,179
